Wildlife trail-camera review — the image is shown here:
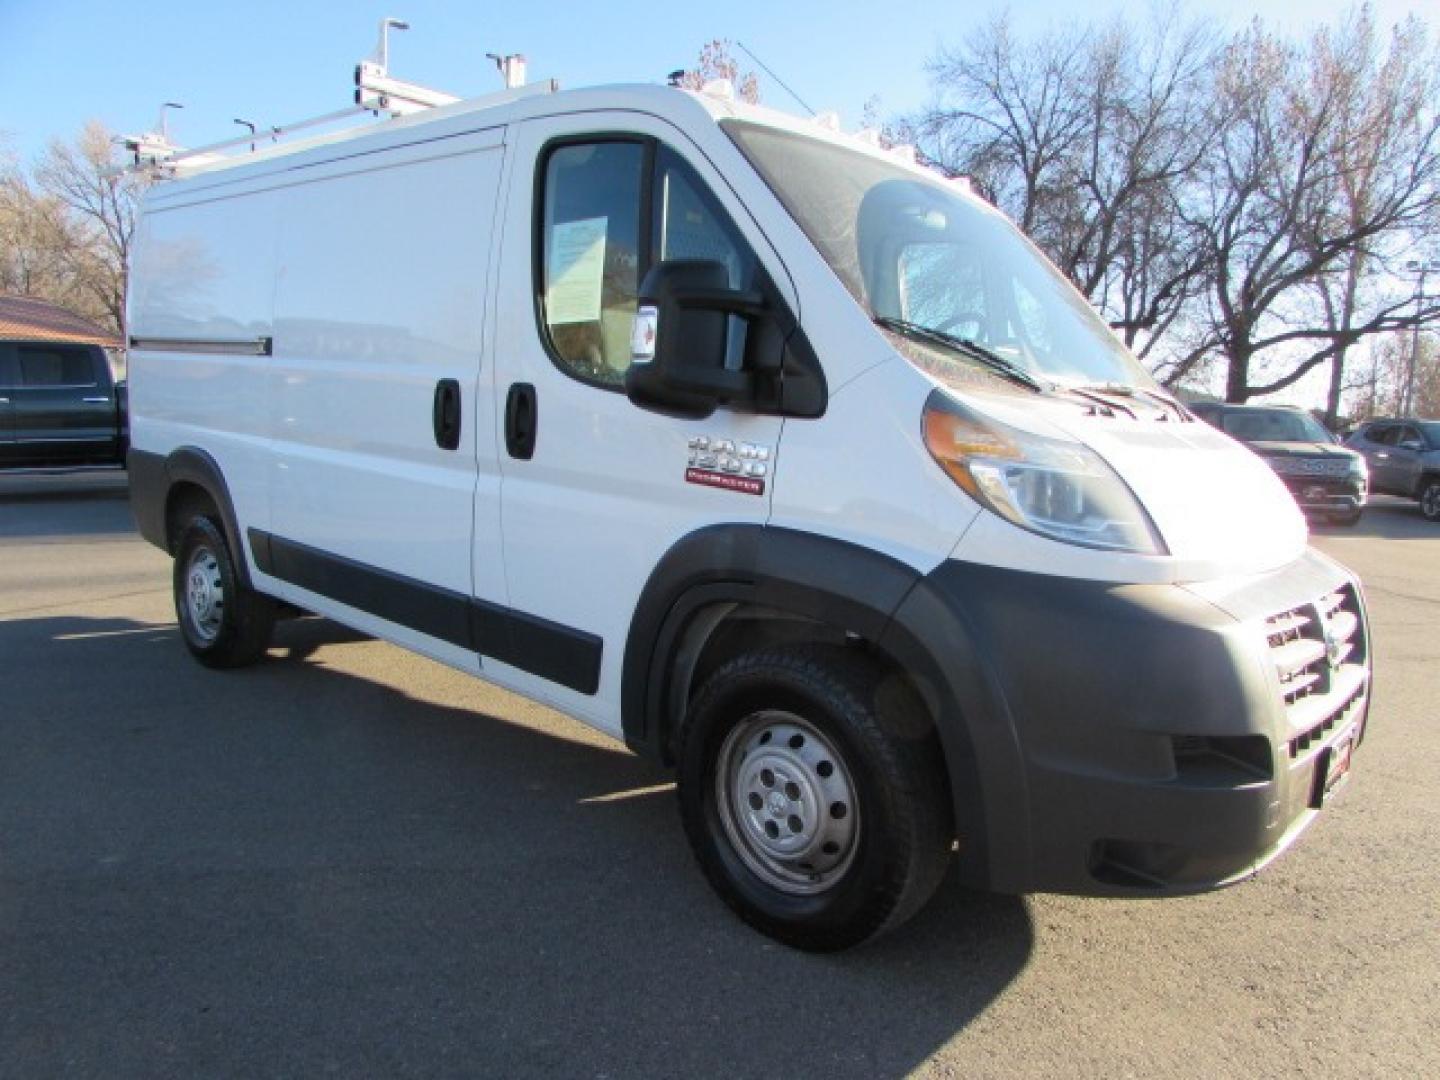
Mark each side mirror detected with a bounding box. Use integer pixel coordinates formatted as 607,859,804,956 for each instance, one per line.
624,260,766,419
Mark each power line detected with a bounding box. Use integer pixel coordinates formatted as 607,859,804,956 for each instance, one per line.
735,41,816,116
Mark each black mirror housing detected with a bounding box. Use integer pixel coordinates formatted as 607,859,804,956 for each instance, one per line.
625,260,763,419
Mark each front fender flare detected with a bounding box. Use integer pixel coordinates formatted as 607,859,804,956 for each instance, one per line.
620,524,1031,892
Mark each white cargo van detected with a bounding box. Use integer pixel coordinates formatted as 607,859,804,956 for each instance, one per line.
126,82,1372,950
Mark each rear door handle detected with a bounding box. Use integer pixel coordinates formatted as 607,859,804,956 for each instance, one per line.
505,382,537,460
83,397,111,404
433,379,461,450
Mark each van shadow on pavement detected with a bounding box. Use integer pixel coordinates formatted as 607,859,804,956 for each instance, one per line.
0,614,1033,1079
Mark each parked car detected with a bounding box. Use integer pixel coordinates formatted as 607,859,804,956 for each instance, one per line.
0,341,127,469
1344,419,1440,521
1189,403,1367,525
125,82,1372,951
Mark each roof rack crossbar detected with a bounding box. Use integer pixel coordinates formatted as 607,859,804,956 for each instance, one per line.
112,17,556,181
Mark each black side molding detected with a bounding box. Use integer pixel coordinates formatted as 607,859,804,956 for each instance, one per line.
249,528,602,695
251,530,473,650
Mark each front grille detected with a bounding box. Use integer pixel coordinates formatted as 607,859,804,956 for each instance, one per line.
1269,457,1352,478
1263,583,1368,758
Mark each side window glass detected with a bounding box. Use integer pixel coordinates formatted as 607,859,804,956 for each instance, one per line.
17,346,97,387
540,141,645,386
655,149,755,289
538,138,765,387
654,148,759,371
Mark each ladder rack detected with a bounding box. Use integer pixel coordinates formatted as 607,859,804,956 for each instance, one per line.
114,18,550,180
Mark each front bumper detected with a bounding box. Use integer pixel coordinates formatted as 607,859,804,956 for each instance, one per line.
1276,474,1367,516
902,549,1371,896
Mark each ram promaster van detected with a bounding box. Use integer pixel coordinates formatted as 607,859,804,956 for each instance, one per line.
126,80,1372,951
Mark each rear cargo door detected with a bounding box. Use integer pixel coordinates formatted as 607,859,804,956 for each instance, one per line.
263,126,508,668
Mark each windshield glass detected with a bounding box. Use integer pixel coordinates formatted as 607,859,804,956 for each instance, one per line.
724,122,1153,390
1217,409,1333,443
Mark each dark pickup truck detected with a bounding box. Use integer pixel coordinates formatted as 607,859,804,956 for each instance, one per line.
0,341,127,470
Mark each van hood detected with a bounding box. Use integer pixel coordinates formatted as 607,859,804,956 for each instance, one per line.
976,395,1309,577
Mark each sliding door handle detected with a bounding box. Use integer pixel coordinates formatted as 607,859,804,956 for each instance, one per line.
433,379,461,450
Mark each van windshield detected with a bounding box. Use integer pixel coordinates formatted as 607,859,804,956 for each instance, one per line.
724,122,1153,391
1215,408,1334,444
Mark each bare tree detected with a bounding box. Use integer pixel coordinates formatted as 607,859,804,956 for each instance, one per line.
919,14,1091,235
683,40,760,104
1347,331,1440,418
915,10,1221,362
33,121,147,336
0,146,111,326
906,7,1440,401
1185,12,1440,402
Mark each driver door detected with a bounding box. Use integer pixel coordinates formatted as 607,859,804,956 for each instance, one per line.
487,114,794,731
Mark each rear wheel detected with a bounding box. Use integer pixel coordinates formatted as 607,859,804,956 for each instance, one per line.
173,515,275,667
1420,479,1440,522
676,645,953,952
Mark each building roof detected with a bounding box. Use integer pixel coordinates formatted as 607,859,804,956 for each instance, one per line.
0,295,120,347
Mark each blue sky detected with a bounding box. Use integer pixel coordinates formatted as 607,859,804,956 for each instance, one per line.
0,0,1421,165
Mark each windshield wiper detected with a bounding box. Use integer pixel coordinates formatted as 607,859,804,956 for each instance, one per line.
1061,381,1189,421
873,316,1045,393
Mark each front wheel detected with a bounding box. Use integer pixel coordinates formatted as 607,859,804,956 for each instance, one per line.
173,515,276,668
1420,479,1440,522
676,645,953,952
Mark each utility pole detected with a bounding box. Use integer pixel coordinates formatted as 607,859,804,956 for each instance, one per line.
1402,259,1438,416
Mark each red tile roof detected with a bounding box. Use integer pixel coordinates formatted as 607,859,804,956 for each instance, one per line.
0,295,121,347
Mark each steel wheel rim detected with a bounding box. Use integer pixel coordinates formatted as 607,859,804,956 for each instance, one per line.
715,711,860,895
1424,485,1440,519
183,545,224,643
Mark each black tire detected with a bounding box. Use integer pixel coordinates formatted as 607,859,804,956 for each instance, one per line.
173,515,275,668
676,645,953,952
1421,478,1440,522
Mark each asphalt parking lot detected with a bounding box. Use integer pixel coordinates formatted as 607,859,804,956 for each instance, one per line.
1,472,1437,1078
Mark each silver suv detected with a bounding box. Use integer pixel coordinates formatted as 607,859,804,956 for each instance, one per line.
1345,419,1440,521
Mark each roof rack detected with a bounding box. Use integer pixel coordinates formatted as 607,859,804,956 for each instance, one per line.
113,17,552,180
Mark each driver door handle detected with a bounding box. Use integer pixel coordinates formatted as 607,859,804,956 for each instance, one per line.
505,383,537,460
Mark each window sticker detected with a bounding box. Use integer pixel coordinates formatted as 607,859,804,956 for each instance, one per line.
547,216,608,325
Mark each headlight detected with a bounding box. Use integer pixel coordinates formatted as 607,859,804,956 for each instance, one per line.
922,390,1165,555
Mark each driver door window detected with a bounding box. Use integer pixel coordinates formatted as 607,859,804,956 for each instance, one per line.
538,138,760,388
539,141,646,387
